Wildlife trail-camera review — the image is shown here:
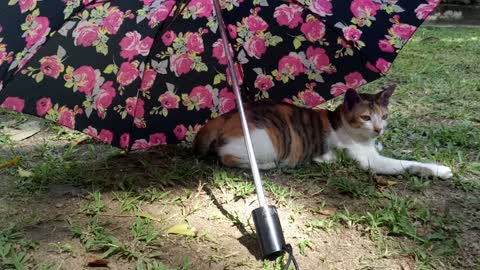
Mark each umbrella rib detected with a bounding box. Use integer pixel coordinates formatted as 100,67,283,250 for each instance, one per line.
128,0,192,149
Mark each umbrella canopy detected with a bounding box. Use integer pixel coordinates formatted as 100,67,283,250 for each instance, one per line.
0,0,440,150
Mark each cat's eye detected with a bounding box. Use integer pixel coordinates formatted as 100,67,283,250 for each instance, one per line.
360,115,371,121
382,114,388,120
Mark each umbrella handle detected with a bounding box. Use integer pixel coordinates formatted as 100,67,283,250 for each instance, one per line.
212,0,267,208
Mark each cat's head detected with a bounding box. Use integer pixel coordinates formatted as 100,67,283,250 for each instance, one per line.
342,84,396,139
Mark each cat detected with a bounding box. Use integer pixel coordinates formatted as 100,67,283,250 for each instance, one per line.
193,85,453,179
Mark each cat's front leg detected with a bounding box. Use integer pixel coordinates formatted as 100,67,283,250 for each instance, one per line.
313,151,336,164
347,146,453,179
408,163,453,179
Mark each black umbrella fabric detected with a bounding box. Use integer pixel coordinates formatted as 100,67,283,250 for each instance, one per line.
0,0,440,149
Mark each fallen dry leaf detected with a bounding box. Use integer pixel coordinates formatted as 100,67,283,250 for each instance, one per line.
86,256,109,267
137,212,163,223
70,134,92,146
165,223,196,237
2,121,42,141
0,156,21,169
318,207,337,216
374,175,397,187
17,167,33,178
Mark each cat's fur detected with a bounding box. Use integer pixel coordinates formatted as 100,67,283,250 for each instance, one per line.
193,85,453,179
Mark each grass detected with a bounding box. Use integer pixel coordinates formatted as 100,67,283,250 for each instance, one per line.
1,26,480,269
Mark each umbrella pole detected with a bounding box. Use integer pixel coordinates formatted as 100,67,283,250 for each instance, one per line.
212,0,290,262
212,2,266,209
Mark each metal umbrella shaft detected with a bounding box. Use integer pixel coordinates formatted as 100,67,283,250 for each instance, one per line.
212,0,288,261
212,0,267,208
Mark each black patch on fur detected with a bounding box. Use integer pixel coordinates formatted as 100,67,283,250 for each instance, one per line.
345,89,362,111
327,109,342,130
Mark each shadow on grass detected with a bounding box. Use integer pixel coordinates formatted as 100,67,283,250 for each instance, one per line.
1,142,478,269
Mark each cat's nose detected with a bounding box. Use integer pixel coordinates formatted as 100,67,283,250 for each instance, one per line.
374,127,382,135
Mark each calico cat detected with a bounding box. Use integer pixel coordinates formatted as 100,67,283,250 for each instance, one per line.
193,85,453,179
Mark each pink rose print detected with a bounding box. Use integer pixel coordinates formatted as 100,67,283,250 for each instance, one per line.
120,31,153,61
185,32,204,54
83,127,113,144
306,46,331,73
212,40,227,65
73,66,97,96
343,25,362,42
366,61,380,73
83,126,97,137
57,107,76,129
274,4,303,29
72,21,100,47
300,16,326,42
170,53,193,76
228,24,237,39
19,0,37,13
302,90,325,108
278,54,306,77
226,63,244,86
95,81,116,119
162,30,176,46
138,37,154,55
148,0,175,28
254,75,274,91
98,129,114,144
1,97,25,112
244,36,267,59
173,125,188,141
219,88,236,113
378,39,395,53
309,0,333,17
330,83,350,97
117,62,139,86
26,16,50,49
159,92,180,109
125,97,143,117
415,0,439,20
83,0,101,7
39,56,64,78
131,133,166,150
350,0,380,19
188,0,214,18
375,58,391,74
120,133,130,149
140,69,157,91
188,86,214,109
345,72,366,88
246,15,268,32
149,133,166,146
135,105,145,124
141,0,155,6
132,139,150,150
103,7,124,35
36,97,53,116
392,23,417,40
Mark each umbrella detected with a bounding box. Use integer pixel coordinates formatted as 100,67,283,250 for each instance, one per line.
0,0,440,263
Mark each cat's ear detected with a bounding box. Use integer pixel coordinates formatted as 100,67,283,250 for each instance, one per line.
344,89,362,111
377,84,396,107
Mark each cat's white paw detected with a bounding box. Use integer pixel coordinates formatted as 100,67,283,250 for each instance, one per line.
433,165,453,179
410,164,453,179
313,152,336,164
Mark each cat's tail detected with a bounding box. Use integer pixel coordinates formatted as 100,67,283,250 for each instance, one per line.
193,117,225,156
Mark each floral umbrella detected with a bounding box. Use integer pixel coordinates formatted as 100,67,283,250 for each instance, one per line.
0,0,441,262
0,0,440,150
